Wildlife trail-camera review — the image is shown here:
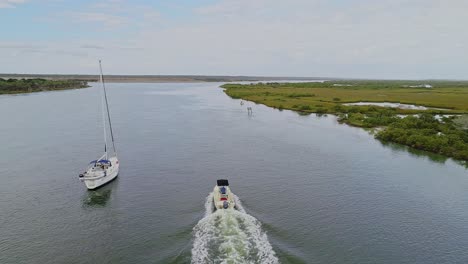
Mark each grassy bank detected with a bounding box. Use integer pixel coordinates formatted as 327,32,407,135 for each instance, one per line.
0,78,89,94
222,81,468,161
222,80,468,114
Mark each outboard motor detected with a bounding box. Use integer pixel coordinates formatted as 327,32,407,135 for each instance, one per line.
223,201,229,209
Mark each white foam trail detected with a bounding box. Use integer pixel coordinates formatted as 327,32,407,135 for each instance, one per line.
205,192,215,217
191,193,279,264
233,194,246,213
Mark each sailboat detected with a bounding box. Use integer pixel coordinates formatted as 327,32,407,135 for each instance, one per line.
79,60,120,190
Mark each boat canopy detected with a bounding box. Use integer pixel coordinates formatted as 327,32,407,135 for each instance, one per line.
217,179,229,186
89,159,111,165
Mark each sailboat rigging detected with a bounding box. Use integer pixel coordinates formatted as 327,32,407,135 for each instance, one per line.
79,60,120,190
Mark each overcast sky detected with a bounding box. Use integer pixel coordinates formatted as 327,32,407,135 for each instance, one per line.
1,0,467,79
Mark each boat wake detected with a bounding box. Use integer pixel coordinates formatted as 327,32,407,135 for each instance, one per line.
191,193,279,264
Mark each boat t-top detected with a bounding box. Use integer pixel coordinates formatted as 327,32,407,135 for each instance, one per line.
79,60,119,190
213,179,236,210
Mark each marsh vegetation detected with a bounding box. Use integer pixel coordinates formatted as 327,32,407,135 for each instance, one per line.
223,80,468,114
0,78,89,94
223,81,468,161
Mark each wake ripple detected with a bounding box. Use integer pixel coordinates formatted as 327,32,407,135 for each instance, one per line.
191,193,278,264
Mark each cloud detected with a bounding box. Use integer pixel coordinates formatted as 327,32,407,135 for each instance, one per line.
79,44,144,51
2,0,468,78
90,0,126,12
61,1,161,31
0,42,89,58
80,44,105,50
0,0,26,8
122,0,468,78
0,43,42,49
141,9,160,21
52,49,88,57
70,12,127,28
195,0,271,16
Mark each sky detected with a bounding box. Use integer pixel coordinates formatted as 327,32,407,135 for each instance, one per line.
1,0,467,79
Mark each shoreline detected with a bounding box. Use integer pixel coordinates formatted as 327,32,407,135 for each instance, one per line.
0,86,89,95
223,81,468,161
0,79,89,95
0,74,321,83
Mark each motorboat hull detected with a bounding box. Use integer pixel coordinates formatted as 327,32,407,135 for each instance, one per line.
213,179,236,210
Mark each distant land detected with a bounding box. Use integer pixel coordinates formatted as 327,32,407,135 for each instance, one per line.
0,74,323,83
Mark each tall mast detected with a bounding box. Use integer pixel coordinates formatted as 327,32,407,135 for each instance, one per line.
99,61,108,159
99,60,117,157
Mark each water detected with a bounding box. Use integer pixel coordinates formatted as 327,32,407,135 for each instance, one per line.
343,102,447,110
1,83,468,264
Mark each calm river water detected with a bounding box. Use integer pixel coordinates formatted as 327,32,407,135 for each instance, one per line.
1,82,467,264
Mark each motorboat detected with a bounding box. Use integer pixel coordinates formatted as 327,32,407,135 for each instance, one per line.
213,179,236,210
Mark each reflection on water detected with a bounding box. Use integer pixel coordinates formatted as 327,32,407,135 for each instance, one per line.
82,187,113,207
343,102,448,110
296,111,311,116
379,141,449,164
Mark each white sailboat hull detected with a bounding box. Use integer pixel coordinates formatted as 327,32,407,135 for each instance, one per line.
83,169,118,190
81,157,119,190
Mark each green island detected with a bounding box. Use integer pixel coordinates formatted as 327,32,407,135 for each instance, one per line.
222,81,468,161
0,78,89,94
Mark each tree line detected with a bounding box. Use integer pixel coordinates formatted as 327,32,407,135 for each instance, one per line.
0,78,89,94
340,111,468,161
